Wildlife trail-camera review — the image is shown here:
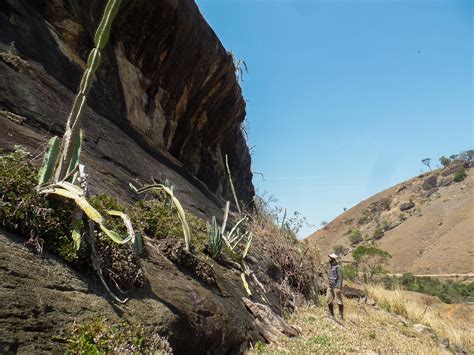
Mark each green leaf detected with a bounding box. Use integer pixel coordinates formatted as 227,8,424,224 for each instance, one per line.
131,182,192,251
71,219,82,251
107,210,136,243
242,233,253,259
37,136,60,188
99,224,132,244
241,273,252,296
40,186,103,224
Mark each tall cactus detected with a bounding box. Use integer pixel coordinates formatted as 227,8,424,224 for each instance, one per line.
37,0,122,185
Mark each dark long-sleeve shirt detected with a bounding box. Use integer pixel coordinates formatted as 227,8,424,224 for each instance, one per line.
328,263,343,288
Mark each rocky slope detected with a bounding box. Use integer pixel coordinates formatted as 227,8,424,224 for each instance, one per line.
0,0,254,219
307,161,473,275
0,1,319,353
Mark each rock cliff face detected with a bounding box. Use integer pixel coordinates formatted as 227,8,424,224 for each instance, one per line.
0,1,276,353
0,0,254,216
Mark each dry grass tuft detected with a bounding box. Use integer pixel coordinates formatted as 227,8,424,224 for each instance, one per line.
367,284,473,351
247,204,321,301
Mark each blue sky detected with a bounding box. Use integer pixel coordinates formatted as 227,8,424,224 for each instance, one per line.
196,0,473,238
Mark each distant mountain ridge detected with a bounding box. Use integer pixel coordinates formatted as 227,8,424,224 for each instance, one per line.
307,159,473,275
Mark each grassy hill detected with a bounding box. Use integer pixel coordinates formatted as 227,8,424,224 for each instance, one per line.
307,160,473,275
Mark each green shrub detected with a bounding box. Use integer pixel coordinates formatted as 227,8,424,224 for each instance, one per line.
310,335,330,346
382,274,474,304
343,263,358,282
89,195,144,290
66,316,172,354
348,228,363,244
453,171,466,182
0,149,77,260
131,199,207,254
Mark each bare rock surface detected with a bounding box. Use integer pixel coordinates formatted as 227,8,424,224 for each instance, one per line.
0,0,254,219
0,229,287,353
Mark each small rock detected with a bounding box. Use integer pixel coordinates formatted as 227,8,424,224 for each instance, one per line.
440,337,449,348
397,185,406,193
366,298,377,306
396,315,408,326
413,323,434,335
423,188,438,198
439,177,452,187
400,201,415,211
422,175,438,190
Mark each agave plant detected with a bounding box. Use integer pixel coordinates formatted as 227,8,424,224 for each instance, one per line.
130,183,191,252
208,201,254,294
213,201,252,258
207,216,223,259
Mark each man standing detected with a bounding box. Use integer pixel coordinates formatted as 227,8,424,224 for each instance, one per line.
327,253,344,320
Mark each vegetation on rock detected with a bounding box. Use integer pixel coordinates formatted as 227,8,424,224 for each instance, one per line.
66,317,172,354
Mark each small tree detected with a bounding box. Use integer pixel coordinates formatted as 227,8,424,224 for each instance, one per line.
421,158,432,171
439,156,450,167
343,263,358,282
321,220,329,230
352,245,391,282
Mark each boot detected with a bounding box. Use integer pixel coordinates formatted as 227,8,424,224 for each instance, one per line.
338,304,344,321
328,303,335,319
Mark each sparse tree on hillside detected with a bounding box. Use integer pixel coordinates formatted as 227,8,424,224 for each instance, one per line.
321,221,329,230
352,245,391,282
421,158,432,171
439,156,450,167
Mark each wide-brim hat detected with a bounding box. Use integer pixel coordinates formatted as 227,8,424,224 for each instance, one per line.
328,253,338,260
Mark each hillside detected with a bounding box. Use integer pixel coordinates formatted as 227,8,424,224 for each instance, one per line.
254,283,473,353
307,160,473,275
